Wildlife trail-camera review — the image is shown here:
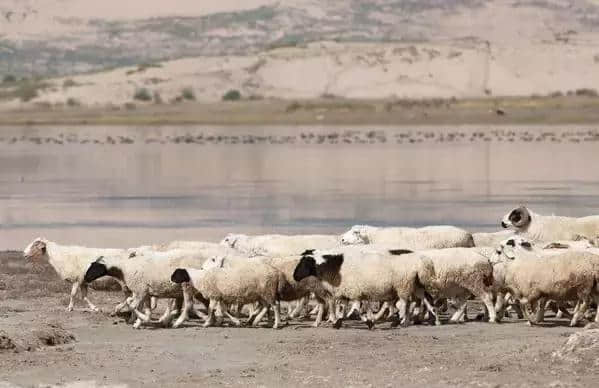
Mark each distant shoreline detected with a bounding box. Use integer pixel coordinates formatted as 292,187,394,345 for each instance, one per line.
1,96,599,126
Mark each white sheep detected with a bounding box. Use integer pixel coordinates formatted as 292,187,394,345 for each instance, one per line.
170,260,291,329
491,237,599,326
501,206,599,243
292,249,434,329
83,253,207,329
23,238,130,312
220,233,340,257
340,225,474,249
413,247,498,324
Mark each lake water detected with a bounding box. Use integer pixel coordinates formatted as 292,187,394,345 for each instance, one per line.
2,125,599,249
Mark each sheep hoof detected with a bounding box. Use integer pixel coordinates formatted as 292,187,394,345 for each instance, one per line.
333,319,343,330
366,320,374,330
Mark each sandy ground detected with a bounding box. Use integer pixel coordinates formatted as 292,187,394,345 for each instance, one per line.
2,251,599,388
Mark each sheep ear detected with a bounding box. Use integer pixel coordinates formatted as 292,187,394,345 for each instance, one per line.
171,268,191,283
388,249,413,256
506,239,515,247
520,241,532,249
128,251,136,258
293,256,316,281
301,249,315,256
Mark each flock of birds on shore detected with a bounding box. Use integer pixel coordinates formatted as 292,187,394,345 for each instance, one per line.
2,128,599,146
18,205,599,331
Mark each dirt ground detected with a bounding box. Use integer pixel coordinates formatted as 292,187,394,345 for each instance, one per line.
1,251,598,388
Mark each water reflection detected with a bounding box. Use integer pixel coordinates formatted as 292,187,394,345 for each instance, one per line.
1,125,598,248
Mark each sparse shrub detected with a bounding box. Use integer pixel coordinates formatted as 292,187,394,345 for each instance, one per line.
124,102,136,110
248,94,264,101
222,89,241,101
575,88,598,97
181,87,196,101
133,87,152,101
15,82,49,102
286,101,302,113
62,79,78,88
66,97,80,107
2,74,16,84
549,91,563,98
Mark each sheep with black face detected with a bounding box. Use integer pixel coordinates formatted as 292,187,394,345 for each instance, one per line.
501,206,599,243
293,248,433,329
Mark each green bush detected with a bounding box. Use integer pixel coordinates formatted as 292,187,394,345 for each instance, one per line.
133,88,152,101
66,97,80,107
222,89,241,101
62,79,78,88
181,87,195,101
2,74,16,84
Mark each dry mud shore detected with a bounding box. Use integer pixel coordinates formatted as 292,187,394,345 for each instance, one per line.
2,251,599,387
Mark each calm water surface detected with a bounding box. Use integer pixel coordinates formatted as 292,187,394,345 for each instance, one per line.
1,125,599,249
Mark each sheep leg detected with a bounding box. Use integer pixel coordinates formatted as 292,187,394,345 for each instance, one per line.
252,305,269,327
359,303,375,330
396,298,410,328
222,301,242,327
131,294,153,323
449,298,468,323
158,299,176,327
66,282,80,312
289,297,307,319
79,283,100,312
570,299,588,327
479,292,497,323
345,301,361,319
535,298,546,323
272,301,282,329
202,300,217,328
415,289,440,325
126,293,147,329
373,302,390,322
312,302,325,327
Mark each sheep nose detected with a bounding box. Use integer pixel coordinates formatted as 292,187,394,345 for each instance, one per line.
501,221,508,228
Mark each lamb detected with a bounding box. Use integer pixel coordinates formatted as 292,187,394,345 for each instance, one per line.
293,249,434,329
413,247,498,324
170,260,291,329
220,233,340,257
491,237,599,326
501,206,599,243
23,238,130,312
340,225,474,249
83,253,207,329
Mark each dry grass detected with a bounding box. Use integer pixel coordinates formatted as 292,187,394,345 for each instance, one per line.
1,95,599,125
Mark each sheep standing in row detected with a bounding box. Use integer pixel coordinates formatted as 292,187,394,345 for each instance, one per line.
221,233,340,257
501,206,599,243
414,247,498,324
491,238,599,326
170,260,291,329
293,249,435,329
341,225,474,249
23,238,130,312
83,253,208,329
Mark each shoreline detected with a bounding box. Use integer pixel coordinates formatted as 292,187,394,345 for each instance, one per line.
1,95,599,126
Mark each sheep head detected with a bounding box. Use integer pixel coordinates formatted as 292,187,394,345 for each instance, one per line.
501,206,532,230
495,236,534,260
201,255,225,270
23,237,48,260
220,233,244,248
341,225,371,245
293,251,344,282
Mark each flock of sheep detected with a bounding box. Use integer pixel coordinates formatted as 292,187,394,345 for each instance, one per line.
20,205,599,330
